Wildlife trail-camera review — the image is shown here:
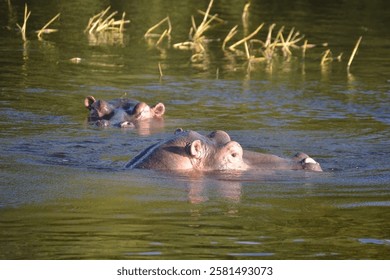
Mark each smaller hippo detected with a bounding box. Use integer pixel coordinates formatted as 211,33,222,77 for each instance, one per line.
84,95,165,128
126,129,322,172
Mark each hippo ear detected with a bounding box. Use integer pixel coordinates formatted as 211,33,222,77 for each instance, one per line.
151,103,165,117
84,96,96,109
190,140,203,159
208,130,231,145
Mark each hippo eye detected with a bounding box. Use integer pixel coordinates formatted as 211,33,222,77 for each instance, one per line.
231,153,237,158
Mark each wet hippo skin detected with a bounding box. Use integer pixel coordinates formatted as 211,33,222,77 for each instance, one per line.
84,95,165,128
126,129,322,172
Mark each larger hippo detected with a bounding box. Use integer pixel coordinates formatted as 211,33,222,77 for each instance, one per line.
125,129,322,172
84,95,165,128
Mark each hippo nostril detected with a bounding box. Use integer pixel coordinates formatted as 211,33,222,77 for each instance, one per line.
303,157,317,164
96,120,110,127
120,121,135,128
175,128,184,134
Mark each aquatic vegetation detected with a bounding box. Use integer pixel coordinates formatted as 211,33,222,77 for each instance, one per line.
158,62,163,78
221,21,314,76
84,6,130,34
222,2,310,68
84,6,130,46
225,23,265,53
144,16,172,47
10,0,363,74
348,36,363,70
36,13,60,40
173,0,222,54
171,0,318,73
242,1,251,30
320,49,342,65
169,0,363,74
16,3,30,41
15,4,60,41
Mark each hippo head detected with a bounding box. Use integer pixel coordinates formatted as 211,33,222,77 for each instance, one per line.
126,129,249,171
84,96,165,128
126,129,323,172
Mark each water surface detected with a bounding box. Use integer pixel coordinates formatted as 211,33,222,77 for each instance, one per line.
0,0,389,259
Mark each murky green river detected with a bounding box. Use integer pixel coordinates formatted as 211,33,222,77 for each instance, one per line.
1,0,389,259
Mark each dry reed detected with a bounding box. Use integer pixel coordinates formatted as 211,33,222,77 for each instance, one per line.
145,16,172,38
158,62,163,78
16,3,31,41
220,2,309,67
145,16,172,47
36,13,60,39
173,0,221,53
197,10,225,24
242,2,251,22
347,36,362,69
242,1,250,32
85,6,130,34
222,25,238,51
228,23,264,51
223,18,308,68
321,49,333,65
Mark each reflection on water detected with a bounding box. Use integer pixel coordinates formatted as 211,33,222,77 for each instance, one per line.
87,31,126,46
0,0,389,259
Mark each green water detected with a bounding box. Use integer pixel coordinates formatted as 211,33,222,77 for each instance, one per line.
0,0,389,259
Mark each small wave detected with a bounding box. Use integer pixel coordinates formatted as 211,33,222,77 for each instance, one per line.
338,201,390,208
358,238,390,245
227,252,274,257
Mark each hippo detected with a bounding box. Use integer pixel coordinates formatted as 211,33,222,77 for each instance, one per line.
125,129,322,172
84,95,165,128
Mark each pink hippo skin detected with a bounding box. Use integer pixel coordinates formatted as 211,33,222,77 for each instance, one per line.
125,129,322,172
84,96,165,128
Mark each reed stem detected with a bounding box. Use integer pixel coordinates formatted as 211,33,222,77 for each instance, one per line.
16,4,31,41
37,13,60,39
228,23,264,51
145,16,171,37
242,2,251,21
158,62,163,78
321,49,332,65
222,25,238,51
197,10,225,24
86,6,129,34
347,36,362,69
